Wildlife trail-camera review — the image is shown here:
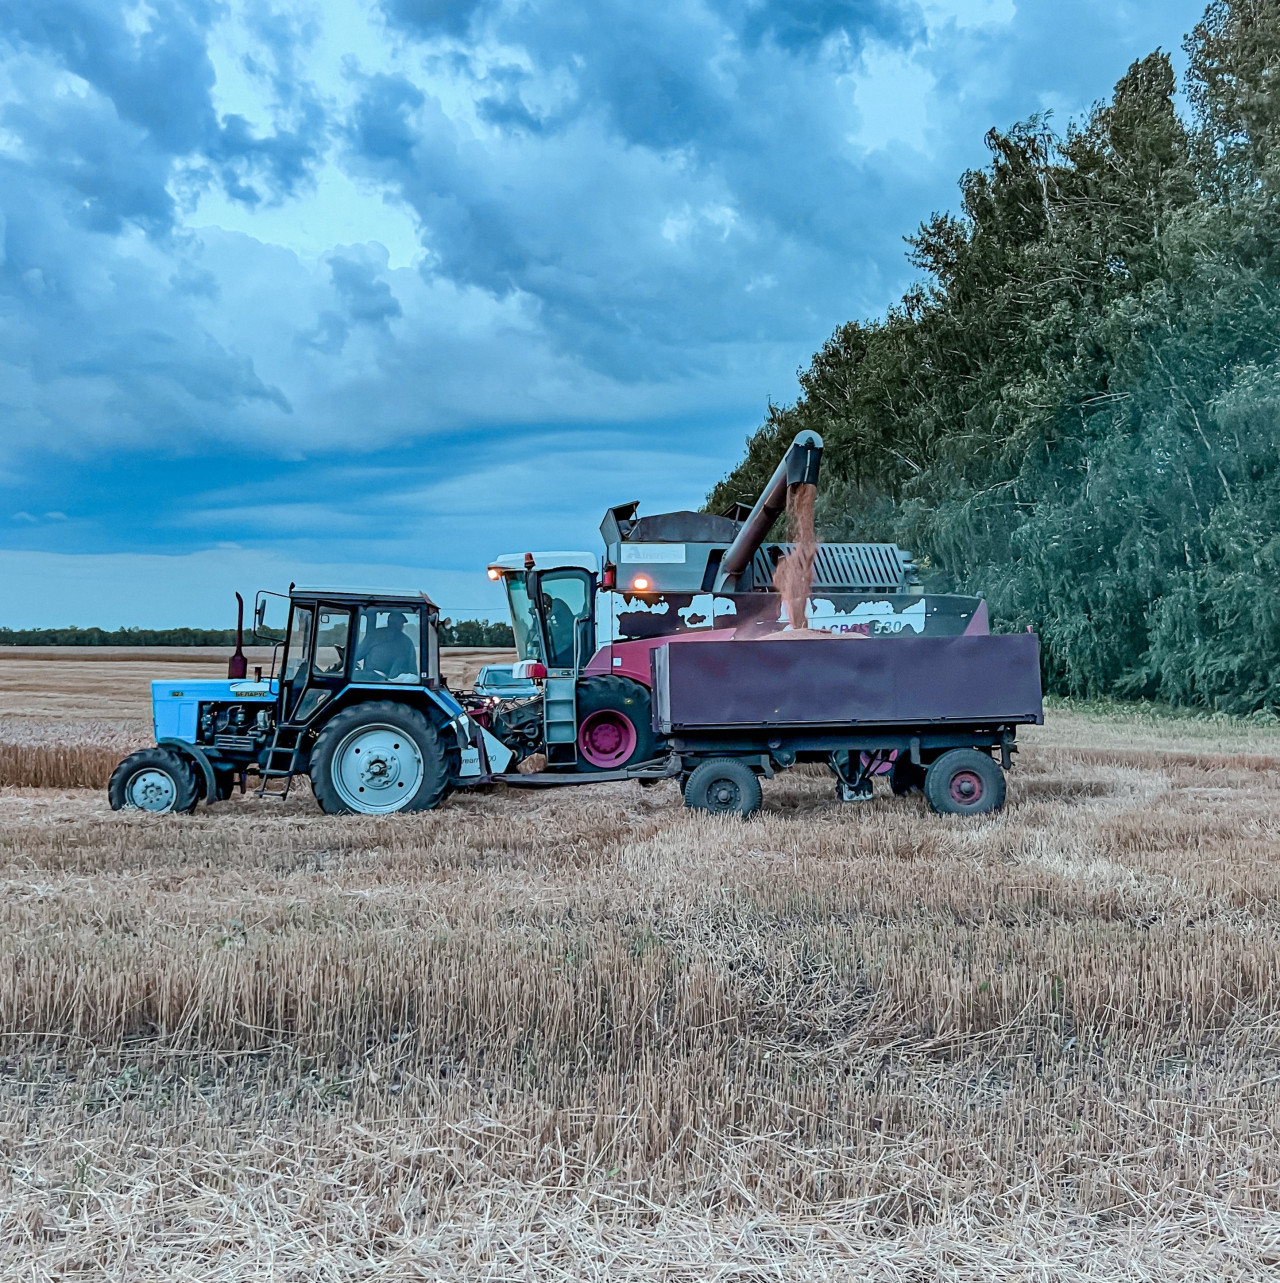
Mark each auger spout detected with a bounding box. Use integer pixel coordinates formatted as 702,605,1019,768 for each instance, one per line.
715,430,823,589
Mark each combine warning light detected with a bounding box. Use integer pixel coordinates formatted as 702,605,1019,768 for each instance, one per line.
632,575,651,592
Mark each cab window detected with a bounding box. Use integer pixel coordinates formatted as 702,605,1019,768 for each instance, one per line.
313,610,351,676
354,607,422,682
282,607,313,682
538,572,592,669
505,575,543,663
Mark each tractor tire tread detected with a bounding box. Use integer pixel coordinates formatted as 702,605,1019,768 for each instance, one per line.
310,701,452,816
108,747,201,814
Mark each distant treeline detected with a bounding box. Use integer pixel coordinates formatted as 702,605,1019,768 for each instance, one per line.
437,618,514,647
710,1,1280,714
0,619,515,647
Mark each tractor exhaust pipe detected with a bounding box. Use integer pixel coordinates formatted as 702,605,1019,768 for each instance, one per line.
228,592,247,679
716,430,823,588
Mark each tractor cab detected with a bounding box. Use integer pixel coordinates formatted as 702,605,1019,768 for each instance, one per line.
254,586,444,726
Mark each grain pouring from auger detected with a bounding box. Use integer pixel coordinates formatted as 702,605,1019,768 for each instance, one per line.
108,432,1042,819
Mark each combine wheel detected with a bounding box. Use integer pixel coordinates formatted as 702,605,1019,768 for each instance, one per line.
575,676,657,771
310,701,451,816
924,749,1005,816
683,758,762,818
109,748,200,814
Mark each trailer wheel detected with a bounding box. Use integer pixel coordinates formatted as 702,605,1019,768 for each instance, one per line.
109,748,200,815
924,749,1005,816
575,676,657,771
683,758,762,818
310,702,451,816
890,756,927,796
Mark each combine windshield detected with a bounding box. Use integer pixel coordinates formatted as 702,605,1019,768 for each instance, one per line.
504,574,543,662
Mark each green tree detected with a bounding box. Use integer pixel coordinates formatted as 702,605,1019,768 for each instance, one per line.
711,5,1280,711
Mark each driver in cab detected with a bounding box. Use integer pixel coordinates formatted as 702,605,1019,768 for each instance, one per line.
356,609,418,681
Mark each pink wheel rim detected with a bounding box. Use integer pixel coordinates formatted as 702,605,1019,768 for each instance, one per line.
950,769,984,805
578,709,637,768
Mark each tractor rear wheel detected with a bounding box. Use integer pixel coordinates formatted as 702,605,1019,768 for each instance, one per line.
924,749,1006,816
109,748,200,814
310,702,451,816
683,758,762,818
575,676,657,771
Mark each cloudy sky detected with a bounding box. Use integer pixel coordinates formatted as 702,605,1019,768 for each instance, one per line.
1,0,1206,627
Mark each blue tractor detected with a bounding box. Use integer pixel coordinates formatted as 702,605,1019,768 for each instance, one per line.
107,585,514,815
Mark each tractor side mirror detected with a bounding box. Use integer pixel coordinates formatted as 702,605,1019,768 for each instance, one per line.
253,590,288,644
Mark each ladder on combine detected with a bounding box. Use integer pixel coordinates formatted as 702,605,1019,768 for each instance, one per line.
543,675,579,765
256,724,306,799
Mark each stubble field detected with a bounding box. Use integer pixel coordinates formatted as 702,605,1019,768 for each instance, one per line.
3,649,1280,1278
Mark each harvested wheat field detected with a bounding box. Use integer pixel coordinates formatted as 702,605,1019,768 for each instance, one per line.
4,655,1280,1278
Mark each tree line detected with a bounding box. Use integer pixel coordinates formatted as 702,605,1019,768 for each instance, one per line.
710,1,1280,713
0,619,515,648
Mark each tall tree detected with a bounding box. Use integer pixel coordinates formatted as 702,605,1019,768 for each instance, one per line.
711,4,1280,711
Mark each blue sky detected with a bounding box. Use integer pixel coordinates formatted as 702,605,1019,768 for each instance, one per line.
0,0,1207,627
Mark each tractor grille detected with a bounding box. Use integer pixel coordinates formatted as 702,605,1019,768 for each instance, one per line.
213,734,258,753
751,542,916,593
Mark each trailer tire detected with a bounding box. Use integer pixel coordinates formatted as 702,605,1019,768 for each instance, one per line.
310,702,451,816
924,749,1005,816
575,676,657,771
683,758,762,818
890,755,927,796
109,748,200,815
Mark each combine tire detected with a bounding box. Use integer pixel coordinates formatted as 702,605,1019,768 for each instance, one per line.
924,749,1005,816
109,748,200,814
310,702,451,816
575,676,657,771
683,758,762,818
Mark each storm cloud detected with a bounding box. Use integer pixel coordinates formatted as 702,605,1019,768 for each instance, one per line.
0,0,1208,625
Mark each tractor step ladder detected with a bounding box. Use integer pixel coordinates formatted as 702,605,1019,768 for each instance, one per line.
543,675,578,765
256,724,305,799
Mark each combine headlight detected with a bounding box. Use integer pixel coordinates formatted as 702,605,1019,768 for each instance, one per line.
632,575,650,592
487,567,501,580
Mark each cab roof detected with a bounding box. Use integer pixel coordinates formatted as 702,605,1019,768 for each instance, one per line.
487,551,598,574
290,585,437,607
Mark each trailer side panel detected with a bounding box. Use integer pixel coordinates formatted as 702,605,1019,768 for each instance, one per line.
653,635,1043,732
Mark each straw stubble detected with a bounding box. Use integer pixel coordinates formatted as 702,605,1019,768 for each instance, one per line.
4,657,1280,1277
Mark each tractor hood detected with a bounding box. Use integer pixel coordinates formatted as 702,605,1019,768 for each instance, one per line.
151,678,277,742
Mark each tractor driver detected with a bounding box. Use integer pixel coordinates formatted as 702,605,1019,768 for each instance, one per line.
355,609,418,681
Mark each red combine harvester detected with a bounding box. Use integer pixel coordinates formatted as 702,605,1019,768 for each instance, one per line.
475,430,1042,815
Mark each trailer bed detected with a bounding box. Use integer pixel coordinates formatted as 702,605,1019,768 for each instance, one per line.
652,635,1043,732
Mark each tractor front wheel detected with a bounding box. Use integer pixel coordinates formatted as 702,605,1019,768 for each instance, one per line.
109,748,200,814
310,702,451,816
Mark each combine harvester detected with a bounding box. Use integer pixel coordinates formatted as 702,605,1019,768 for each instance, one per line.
108,432,1041,819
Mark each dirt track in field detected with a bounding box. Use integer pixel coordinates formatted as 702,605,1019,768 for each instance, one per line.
4,654,1280,1277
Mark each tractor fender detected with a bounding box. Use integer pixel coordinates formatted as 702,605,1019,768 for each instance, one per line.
157,737,218,806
